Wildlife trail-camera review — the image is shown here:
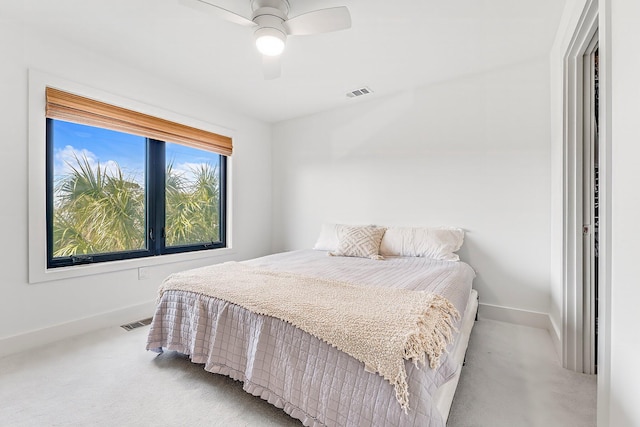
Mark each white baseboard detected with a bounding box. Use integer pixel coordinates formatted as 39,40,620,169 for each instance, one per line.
1,300,565,365
548,315,562,360
479,302,560,357
0,300,156,358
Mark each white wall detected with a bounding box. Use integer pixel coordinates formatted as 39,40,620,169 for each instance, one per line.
0,20,272,353
272,57,552,317
607,1,640,425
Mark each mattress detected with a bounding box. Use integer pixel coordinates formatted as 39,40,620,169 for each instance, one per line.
433,288,478,420
146,249,476,426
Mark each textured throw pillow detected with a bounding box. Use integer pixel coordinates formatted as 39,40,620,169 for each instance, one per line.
330,225,386,260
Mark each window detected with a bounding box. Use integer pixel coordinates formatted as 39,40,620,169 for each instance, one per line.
45,88,230,268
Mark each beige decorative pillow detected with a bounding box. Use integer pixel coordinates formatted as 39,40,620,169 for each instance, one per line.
330,225,386,260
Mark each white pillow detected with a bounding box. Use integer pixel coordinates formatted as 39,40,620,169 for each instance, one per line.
313,223,343,251
330,225,386,260
379,227,464,261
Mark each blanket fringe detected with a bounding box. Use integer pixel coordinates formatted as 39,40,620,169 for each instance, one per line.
394,294,460,412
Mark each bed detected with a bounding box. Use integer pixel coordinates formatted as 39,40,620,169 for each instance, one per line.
146,225,477,426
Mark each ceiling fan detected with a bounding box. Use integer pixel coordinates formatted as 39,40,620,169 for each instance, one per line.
181,0,352,79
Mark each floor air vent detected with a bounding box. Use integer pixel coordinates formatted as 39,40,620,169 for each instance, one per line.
121,318,152,331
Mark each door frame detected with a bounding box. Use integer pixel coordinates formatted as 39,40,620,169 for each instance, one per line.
562,0,599,373
581,33,598,375
562,0,611,423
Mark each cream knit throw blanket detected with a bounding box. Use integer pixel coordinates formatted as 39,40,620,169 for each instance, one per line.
159,261,460,411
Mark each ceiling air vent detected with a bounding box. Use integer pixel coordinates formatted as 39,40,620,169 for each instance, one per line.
346,86,373,98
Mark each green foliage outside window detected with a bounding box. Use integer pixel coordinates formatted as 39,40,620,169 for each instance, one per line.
53,153,220,257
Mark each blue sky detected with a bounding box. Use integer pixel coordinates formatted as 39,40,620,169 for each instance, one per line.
52,120,219,184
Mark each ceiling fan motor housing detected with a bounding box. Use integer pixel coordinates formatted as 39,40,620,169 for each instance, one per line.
251,0,290,15
252,8,286,33
251,0,289,35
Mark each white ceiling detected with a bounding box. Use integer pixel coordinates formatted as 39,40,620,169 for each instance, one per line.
2,0,566,123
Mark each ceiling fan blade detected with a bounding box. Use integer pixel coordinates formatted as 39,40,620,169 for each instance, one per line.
179,0,255,27
283,6,351,36
262,55,282,80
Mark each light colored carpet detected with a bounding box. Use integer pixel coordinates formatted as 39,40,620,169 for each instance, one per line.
448,319,596,427
0,318,596,426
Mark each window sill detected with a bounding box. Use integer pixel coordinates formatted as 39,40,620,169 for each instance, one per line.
29,247,236,284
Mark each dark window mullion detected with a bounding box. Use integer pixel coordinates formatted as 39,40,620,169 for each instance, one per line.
45,118,55,268
219,155,227,245
146,139,166,255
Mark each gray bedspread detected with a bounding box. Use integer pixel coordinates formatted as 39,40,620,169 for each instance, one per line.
146,250,475,426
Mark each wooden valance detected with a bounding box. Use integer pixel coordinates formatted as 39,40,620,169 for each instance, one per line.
45,87,232,156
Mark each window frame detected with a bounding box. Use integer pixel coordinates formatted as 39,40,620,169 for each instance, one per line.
150,139,228,257
46,123,228,268
28,71,235,283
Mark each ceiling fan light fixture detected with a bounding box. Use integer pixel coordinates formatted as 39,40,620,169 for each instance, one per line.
255,27,286,56
181,0,352,78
